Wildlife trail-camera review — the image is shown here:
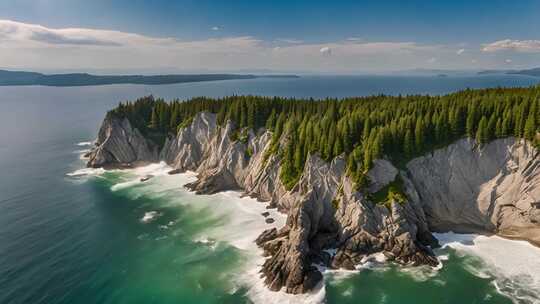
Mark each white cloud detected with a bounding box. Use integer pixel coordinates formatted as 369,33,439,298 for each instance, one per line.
482,39,540,53
211,26,220,31
3,19,530,72
505,59,512,63
320,46,332,56
456,48,465,55
275,38,303,44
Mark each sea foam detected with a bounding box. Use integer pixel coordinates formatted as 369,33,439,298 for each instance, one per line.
435,232,540,303
66,167,105,177
140,211,161,223
76,141,93,146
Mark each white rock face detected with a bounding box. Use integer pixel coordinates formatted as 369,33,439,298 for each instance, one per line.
87,114,158,168
160,112,217,171
406,138,540,245
367,159,399,192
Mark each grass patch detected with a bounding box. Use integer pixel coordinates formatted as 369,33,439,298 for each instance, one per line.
369,176,407,209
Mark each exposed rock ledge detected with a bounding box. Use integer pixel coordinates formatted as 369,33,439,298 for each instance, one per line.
87,112,540,293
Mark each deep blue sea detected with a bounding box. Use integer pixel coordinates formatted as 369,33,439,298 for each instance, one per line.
1,75,540,304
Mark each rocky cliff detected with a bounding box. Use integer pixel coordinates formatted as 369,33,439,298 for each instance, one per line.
87,112,540,293
406,138,540,246
87,113,158,168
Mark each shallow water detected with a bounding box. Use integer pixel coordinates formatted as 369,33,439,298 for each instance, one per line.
1,75,540,304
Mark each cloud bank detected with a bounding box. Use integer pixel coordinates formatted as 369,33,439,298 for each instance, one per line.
0,20,538,72
482,39,540,53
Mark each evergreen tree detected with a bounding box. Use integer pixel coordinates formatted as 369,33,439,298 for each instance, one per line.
466,105,477,137
524,112,537,140
110,86,540,190
414,117,424,153
404,129,413,158
150,107,159,129
362,118,371,140
476,116,489,144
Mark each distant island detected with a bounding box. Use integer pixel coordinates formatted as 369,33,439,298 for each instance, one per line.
478,67,540,77
0,70,299,87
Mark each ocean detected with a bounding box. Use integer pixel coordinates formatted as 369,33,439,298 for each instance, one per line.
1,75,540,304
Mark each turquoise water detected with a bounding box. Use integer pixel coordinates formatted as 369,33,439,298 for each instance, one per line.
1,75,540,304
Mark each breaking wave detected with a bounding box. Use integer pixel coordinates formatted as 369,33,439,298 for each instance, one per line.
76,141,93,146
435,232,540,303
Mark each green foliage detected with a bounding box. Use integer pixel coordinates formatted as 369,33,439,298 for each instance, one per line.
369,176,407,209
110,87,540,190
239,129,249,144
246,146,254,158
331,199,340,210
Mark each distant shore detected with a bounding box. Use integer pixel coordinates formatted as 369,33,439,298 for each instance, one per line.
0,69,299,87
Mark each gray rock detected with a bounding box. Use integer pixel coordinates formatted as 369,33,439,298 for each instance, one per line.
87,114,158,168
367,159,398,193
406,138,540,246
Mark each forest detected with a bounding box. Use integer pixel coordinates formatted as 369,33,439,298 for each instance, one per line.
110,86,540,190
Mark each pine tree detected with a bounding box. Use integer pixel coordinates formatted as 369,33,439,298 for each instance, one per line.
403,129,413,158
524,112,537,140
466,105,477,138
414,117,424,153
169,106,179,131
266,109,277,130
362,118,371,141
476,116,488,144
150,107,159,129
294,143,304,172
333,138,343,157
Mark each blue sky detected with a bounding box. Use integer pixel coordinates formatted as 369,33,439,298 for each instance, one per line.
0,0,539,73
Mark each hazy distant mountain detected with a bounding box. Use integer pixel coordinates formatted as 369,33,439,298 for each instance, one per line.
508,67,540,77
393,68,478,76
477,69,514,75
0,70,298,87
477,67,540,77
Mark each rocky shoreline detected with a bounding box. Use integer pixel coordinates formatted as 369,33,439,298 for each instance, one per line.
86,111,540,294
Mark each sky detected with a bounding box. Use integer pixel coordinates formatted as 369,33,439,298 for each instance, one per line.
0,0,539,74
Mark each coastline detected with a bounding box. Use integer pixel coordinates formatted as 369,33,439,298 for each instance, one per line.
70,148,540,303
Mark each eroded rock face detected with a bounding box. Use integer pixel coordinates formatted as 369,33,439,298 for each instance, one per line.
87,114,158,168
406,138,540,246
367,159,398,193
160,112,218,171
86,112,540,293
332,175,439,269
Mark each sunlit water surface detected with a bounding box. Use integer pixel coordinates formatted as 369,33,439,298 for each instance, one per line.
1,75,540,304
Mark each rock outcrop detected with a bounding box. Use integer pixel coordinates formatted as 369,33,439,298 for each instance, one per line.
86,112,540,293
87,113,158,168
406,138,540,246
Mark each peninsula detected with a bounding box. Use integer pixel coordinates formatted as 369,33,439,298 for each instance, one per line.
86,88,540,294
0,70,298,87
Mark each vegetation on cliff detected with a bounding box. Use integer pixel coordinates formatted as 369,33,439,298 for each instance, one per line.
110,86,540,189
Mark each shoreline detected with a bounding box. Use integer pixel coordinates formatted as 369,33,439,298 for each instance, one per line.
68,154,540,303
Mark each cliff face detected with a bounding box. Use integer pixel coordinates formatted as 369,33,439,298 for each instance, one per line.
87,114,158,168
406,138,540,246
87,112,540,293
